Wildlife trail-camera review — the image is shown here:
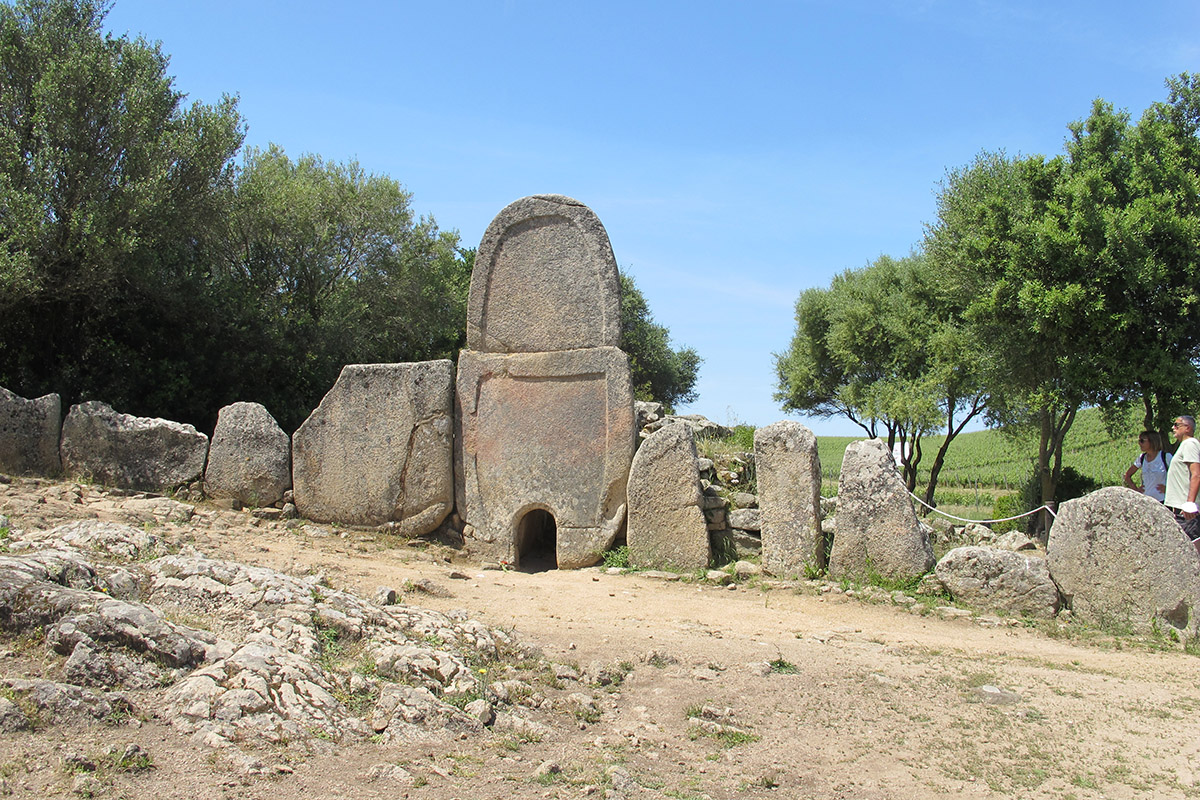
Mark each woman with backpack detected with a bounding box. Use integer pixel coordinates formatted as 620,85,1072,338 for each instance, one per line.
1124,430,1171,502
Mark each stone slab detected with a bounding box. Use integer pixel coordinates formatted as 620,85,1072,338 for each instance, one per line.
754,421,823,577
0,386,61,476
1048,487,1200,635
466,195,621,353
627,422,710,572
293,361,453,532
203,402,291,507
455,347,634,568
59,401,208,492
829,438,933,582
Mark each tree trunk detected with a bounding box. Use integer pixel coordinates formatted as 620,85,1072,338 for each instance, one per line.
922,395,986,510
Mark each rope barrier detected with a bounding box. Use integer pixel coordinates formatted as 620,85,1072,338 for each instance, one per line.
907,490,1057,525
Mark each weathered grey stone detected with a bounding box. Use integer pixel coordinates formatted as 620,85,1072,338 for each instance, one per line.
755,421,824,577
994,530,1039,552
972,685,1022,705
634,400,664,432
963,522,995,545
820,495,837,519
59,401,208,491
492,711,550,740
829,438,933,582
935,546,1059,619
464,698,495,726
0,697,29,732
72,774,103,797
1,678,131,724
292,361,453,532
626,423,709,571
0,386,61,476
456,347,633,569
729,508,761,532
117,497,194,526
467,194,621,353
142,552,501,746
1048,487,1200,635
204,402,291,507
643,414,731,440
18,520,162,562
733,560,761,578
63,638,171,690
733,492,758,509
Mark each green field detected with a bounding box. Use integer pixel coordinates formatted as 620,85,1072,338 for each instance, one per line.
816,406,1139,490
809,407,1146,520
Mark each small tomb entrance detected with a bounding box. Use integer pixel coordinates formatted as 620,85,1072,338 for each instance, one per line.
516,508,557,572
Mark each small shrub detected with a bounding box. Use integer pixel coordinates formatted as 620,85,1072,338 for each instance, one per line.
108,747,154,773
601,545,630,569
688,725,760,747
802,560,825,580
991,493,1026,534
725,424,756,451
767,657,798,674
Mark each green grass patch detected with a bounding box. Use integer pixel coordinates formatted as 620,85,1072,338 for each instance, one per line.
601,545,630,569
767,657,799,674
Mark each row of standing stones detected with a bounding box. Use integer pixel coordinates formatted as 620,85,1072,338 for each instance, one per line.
4,377,1200,641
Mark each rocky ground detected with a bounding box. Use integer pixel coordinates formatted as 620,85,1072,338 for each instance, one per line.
0,476,1197,800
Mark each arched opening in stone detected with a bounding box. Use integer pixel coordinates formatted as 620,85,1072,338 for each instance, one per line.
516,508,557,572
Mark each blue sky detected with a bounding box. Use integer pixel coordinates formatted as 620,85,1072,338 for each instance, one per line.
104,0,1200,435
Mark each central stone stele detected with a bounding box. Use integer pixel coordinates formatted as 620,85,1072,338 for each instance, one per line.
455,195,635,568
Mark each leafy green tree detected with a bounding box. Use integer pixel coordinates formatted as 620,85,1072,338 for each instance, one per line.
774,253,985,499
219,145,470,430
0,0,243,419
619,273,700,410
1087,77,1200,438
926,150,1114,527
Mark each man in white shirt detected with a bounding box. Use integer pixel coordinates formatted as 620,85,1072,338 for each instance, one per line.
1164,415,1200,540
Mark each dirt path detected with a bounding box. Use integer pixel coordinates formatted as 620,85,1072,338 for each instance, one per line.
1,483,1198,799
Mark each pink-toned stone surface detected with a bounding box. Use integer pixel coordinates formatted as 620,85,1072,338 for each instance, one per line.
455,348,634,569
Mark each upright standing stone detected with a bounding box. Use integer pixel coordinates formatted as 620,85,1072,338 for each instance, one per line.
293,361,454,534
1048,487,1200,636
59,401,208,492
754,421,823,577
0,386,62,476
626,423,710,571
456,195,635,569
203,402,292,507
829,438,933,582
